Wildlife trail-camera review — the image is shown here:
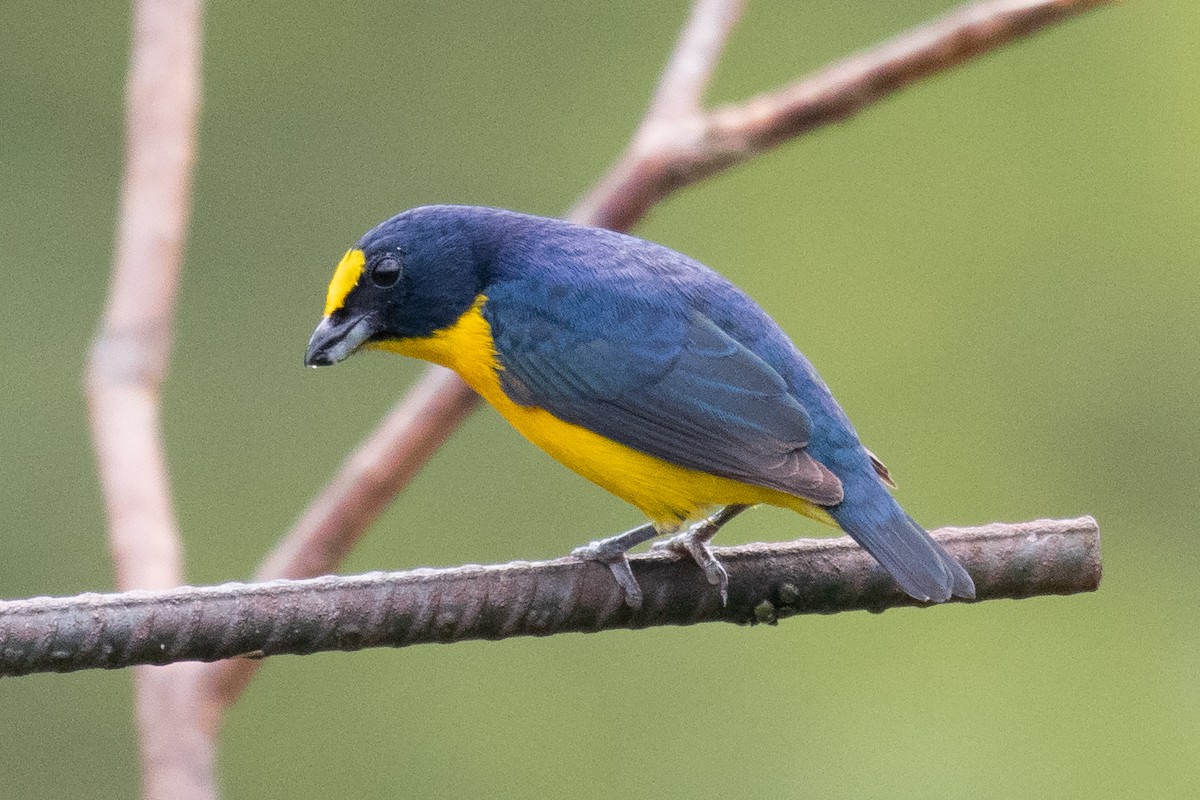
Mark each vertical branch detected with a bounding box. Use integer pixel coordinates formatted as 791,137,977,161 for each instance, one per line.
642,0,746,123
86,0,212,798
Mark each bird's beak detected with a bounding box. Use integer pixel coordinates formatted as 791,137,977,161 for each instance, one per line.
304,313,377,367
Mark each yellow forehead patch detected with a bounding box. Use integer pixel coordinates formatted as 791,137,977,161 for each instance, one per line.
323,248,366,316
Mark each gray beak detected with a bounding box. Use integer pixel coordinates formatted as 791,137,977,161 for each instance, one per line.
304,313,377,367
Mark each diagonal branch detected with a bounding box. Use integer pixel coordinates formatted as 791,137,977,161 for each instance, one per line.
253,366,477,582
572,0,1113,231
0,519,1100,677
86,0,210,797
196,369,480,716
198,0,1110,719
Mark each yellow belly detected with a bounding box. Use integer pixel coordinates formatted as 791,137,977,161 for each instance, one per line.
370,296,835,527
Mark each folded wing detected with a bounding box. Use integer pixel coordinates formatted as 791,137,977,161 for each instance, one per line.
485,283,843,505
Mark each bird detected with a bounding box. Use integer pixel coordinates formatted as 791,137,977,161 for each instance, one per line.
305,205,975,608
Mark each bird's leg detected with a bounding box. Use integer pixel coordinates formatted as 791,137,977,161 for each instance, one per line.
650,504,751,605
571,522,663,610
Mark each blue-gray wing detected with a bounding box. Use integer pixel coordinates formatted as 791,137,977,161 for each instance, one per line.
483,283,844,506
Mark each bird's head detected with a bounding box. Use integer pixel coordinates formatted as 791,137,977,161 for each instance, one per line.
304,206,493,367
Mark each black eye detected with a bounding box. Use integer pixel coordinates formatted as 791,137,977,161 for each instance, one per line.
370,255,402,288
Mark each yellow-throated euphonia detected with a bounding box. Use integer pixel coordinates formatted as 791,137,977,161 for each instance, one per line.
305,205,975,607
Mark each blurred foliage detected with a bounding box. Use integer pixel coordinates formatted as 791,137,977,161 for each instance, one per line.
2,0,1197,797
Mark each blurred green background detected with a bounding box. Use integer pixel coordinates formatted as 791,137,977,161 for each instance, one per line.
2,0,1196,796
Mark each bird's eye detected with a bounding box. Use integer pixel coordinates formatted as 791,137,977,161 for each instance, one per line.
370,255,402,288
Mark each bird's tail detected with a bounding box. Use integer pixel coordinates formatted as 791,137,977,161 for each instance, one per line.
828,470,975,603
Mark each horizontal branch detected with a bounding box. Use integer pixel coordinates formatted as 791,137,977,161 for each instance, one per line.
1,518,1098,677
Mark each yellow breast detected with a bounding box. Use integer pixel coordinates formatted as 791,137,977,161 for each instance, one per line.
370,295,834,527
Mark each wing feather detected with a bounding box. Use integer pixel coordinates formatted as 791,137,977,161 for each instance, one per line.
485,282,842,505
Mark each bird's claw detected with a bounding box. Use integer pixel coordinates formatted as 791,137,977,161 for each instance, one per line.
651,529,730,605
572,541,644,610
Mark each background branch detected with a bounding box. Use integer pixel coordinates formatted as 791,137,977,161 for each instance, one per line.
252,366,477,582
0,518,1099,677
571,0,1113,231
643,0,747,121
85,0,210,798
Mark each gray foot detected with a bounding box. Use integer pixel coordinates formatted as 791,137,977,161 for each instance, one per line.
649,505,750,605
571,522,660,610
651,530,729,604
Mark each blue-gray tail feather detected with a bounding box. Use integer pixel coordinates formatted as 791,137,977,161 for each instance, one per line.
829,478,975,602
